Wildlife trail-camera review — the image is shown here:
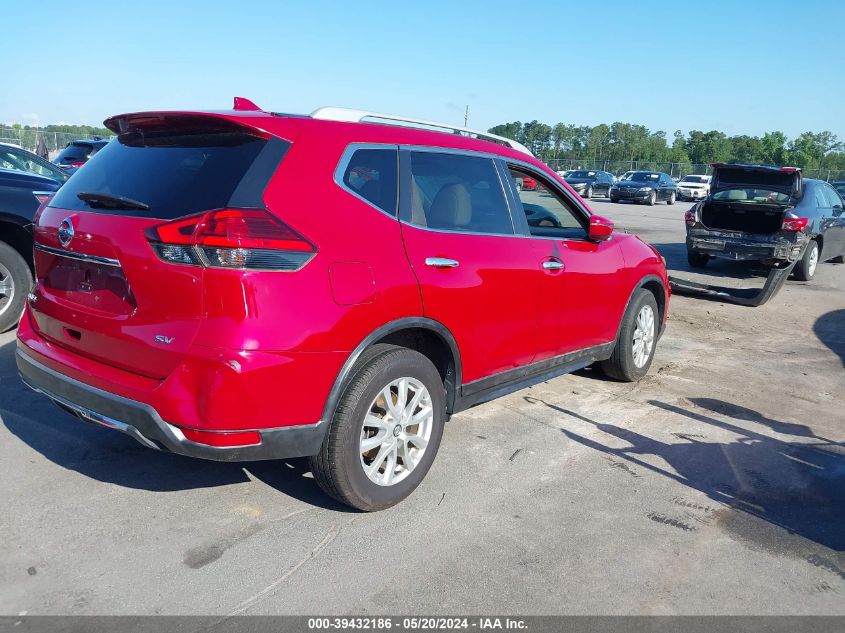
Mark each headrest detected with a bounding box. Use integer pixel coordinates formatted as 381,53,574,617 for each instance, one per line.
429,182,472,228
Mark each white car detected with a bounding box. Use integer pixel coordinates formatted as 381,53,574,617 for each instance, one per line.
676,174,711,201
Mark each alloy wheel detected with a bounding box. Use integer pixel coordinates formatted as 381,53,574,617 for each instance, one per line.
359,377,434,486
808,244,819,277
632,304,655,368
0,261,15,318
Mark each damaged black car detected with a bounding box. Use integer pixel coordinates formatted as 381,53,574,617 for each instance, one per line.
684,163,845,281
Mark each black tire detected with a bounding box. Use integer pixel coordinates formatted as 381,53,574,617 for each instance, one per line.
667,191,676,205
585,186,592,199
646,191,656,206
687,250,709,268
610,197,618,203
601,289,659,382
0,242,32,332
793,240,819,281
309,344,446,511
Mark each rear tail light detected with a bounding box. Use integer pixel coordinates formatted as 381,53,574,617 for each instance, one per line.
684,208,697,225
147,209,316,271
67,161,85,168
781,215,809,232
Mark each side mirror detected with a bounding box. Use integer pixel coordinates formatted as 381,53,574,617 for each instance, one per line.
588,215,614,241
833,204,843,216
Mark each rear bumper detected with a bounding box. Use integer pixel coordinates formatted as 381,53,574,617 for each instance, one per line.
16,346,326,461
686,228,807,263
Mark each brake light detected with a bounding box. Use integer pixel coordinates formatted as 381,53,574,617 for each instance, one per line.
147,209,316,270
684,208,697,225
781,216,809,232
68,161,85,168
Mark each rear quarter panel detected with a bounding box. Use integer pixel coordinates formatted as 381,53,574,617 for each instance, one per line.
193,126,423,354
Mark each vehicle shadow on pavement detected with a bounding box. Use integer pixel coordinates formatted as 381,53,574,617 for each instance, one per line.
526,395,845,554
0,341,351,512
814,309,845,369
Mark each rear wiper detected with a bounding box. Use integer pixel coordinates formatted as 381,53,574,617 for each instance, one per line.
77,191,150,211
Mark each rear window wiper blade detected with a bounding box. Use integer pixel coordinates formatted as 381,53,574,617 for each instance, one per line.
77,191,150,211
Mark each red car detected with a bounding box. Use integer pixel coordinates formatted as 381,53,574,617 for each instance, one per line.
16,100,669,510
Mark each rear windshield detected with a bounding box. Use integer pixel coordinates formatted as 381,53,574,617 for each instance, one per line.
681,176,708,183
55,142,95,162
712,189,791,204
630,172,660,182
50,130,279,218
567,171,597,178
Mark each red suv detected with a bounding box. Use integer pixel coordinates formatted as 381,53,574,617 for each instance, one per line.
16,101,669,510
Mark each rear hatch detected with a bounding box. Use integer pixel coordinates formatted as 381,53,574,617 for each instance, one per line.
701,164,802,234
30,115,287,380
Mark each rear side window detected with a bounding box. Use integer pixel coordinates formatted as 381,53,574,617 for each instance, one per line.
50,130,285,219
404,151,513,235
341,148,398,215
822,184,843,207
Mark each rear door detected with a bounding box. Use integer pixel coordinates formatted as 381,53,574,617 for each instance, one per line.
398,148,552,384
30,117,287,379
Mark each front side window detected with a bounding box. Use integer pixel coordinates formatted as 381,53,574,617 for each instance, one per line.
341,148,398,215
405,151,513,235
509,167,586,239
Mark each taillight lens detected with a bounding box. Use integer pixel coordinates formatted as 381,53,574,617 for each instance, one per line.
68,161,85,168
147,208,316,271
684,207,697,225
781,216,809,232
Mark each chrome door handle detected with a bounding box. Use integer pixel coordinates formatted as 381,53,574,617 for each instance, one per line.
425,257,459,268
542,260,565,270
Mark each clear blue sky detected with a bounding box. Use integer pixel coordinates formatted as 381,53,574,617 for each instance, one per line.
4,0,844,140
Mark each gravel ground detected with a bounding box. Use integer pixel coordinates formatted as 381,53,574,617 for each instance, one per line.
0,196,843,615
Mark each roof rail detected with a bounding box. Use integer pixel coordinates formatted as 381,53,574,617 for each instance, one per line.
310,107,534,157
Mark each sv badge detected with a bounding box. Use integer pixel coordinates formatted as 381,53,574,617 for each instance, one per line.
154,335,175,345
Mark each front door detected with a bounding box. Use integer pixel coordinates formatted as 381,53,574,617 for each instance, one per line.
506,165,629,358
398,149,552,385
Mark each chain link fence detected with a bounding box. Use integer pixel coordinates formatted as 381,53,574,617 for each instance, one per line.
545,158,845,182
0,126,114,159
